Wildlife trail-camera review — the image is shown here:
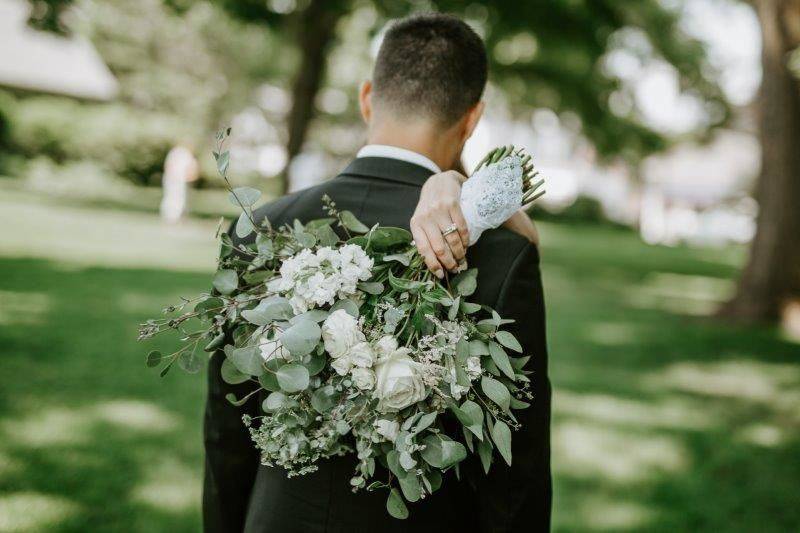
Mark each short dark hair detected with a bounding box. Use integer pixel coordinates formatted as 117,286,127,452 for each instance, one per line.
372,13,488,126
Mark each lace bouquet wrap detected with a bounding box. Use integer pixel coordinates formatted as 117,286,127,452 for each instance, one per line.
140,134,547,520
461,146,544,245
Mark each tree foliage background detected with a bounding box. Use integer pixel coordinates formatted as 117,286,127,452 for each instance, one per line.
8,0,797,320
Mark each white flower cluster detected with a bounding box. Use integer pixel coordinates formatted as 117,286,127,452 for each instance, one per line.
267,244,373,314
321,310,376,390
321,310,428,412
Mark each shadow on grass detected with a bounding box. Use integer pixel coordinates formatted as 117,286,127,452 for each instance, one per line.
539,224,800,532
1,222,799,532
0,257,210,532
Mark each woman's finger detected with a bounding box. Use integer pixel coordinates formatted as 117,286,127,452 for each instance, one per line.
437,214,465,263
411,221,445,278
422,220,458,271
447,203,470,249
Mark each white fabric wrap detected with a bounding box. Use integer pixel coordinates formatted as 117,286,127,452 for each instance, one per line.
459,155,523,245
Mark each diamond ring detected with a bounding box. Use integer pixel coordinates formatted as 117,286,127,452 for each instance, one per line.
441,224,458,237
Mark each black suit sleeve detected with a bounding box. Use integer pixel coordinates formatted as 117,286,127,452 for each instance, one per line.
478,242,552,533
202,224,261,533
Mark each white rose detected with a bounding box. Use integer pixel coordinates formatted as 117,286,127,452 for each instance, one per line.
351,367,376,390
375,335,399,359
373,349,427,412
349,341,375,368
465,356,482,379
259,336,289,362
374,419,400,442
322,309,364,358
331,355,352,376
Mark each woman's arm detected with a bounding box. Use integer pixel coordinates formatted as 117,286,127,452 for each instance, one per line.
411,170,540,277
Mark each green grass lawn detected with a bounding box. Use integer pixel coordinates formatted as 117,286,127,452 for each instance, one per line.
0,191,798,532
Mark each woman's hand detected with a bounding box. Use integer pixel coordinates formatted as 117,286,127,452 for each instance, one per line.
410,170,470,279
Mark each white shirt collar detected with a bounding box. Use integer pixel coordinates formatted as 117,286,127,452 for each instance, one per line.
356,144,441,174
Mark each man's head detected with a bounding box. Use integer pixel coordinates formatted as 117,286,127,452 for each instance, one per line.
359,13,488,169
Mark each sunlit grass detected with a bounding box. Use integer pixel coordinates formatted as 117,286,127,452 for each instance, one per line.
0,193,798,531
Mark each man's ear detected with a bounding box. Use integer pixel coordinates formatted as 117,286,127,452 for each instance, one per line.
359,81,373,124
461,100,485,142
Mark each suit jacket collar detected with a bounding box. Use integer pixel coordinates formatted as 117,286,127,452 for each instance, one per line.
338,156,435,188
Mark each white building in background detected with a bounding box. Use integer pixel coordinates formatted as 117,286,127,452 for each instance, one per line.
0,0,118,100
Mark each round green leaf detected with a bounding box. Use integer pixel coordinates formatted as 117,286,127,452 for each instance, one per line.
212,269,238,295
145,350,162,368
230,345,263,376
229,186,261,207
420,434,467,469
386,488,409,520
220,357,249,385
276,363,309,393
280,320,321,357
263,391,288,411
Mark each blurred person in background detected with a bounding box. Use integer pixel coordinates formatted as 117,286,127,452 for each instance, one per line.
160,142,199,223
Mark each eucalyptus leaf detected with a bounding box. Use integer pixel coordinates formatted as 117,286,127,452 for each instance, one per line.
420,434,467,469
330,298,359,318
310,385,336,414
263,391,288,411
212,269,238,295
496,330,523,352
280,320,321,357
452,268,478,296
477,433,493,474
220,357,249,385
468,340,490,356
229,186,261,207
216,150,230,175
340,210,369,233
290,309,329,324
460,301,482,314
235,212,255,238
231,346,263,376
489,341,516,380
178,351,202,374
460,400,484,440
386,488,409,520
481,376,511,411
368,226,412,251
357,281,384,295
398,473,421,503
204,332,226,352
492,420,513,466
242,297,293,326
146,350,162,368
276,363,310,393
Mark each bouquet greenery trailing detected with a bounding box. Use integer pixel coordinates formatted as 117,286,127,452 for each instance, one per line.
140,130,545,519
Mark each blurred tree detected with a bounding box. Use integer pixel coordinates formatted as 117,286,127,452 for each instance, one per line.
29,0,728,189
21,0,281,185
215,0,349,194
722,0,800,322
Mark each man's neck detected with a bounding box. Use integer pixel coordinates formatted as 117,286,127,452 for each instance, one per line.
367,123,457,171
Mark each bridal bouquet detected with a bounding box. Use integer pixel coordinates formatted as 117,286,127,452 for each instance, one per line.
140,131,545,519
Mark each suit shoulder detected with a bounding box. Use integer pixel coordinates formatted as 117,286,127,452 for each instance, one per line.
470,228,538,268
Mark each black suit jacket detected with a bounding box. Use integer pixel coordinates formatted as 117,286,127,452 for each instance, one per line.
203,157,551,533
